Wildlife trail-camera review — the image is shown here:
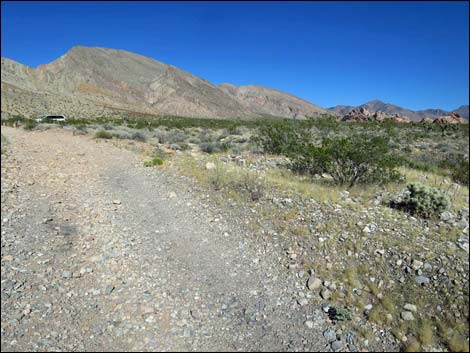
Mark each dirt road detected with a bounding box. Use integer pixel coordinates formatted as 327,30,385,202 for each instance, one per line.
1,127,334,352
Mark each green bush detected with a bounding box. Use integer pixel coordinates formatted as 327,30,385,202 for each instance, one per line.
292,135,402,187
94,130,113,139
255,123,402,187
23,120,38,130
254,121,309,155
451,158,469,186
439,154,469,187
389,183,449,218
144,157,163,167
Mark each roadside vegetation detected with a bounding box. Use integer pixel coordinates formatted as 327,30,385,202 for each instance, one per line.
2,113,469,351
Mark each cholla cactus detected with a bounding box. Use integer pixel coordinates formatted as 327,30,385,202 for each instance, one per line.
390,183,449,218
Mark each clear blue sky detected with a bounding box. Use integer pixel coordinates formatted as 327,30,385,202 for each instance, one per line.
1,1,469,110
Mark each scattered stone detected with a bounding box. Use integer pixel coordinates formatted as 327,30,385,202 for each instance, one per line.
112,200,121,205
22,304,32,316
307,276,322,290
305,320,314,328
401,311,415,321
412,260,423,270
331,340,343,352
440,211,454,222
323,328,336,341
61,271,72,279
415,276,430,286
320,289,332,300
298,298,309,306
404,303,417,312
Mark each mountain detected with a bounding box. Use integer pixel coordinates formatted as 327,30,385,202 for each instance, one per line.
1,46,328,120
328,100,469,120
453,105,469,120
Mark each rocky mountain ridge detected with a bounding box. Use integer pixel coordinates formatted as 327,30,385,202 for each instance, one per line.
329,100,469,121
1,46,327,119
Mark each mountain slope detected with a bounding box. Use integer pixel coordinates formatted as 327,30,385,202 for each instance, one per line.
1,46,328,119
219,83,326,119
453,105,469,120
328,100,469,120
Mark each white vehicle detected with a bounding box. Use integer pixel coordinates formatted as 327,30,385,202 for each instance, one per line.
35,115,67,123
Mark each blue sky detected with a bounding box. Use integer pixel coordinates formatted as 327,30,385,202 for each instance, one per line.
1,1,468,110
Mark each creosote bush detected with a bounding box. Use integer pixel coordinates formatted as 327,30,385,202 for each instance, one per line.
389,183,450,218
255,122,402,187
290,135,402,187
94,130,113,139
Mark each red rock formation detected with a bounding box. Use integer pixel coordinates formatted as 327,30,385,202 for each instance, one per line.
432,112,468,124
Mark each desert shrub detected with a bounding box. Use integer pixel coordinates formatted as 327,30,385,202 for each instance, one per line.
238,171,265,201
144,157,163,167
23,120,38,130
154,129,168,144
131,131,147,142
254,121,310,155
94,130,113,139
200,142,217,154
111,131,132,139
167,130,188,144
2,115,28,127
328,306,353,322
76,124,87,132
389,183,449,218
404,158,439,174
152,147,168,160
450,158,469,186
440,154,469,187
188,137,201,144
290,135,402,187
200,141,231,154
178,142,191,151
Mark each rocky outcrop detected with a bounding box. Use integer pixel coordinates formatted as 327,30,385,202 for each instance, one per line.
329,100,469,121
419,117,434,124
340,108,409,123
432,112,468,125
340,107,373,122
